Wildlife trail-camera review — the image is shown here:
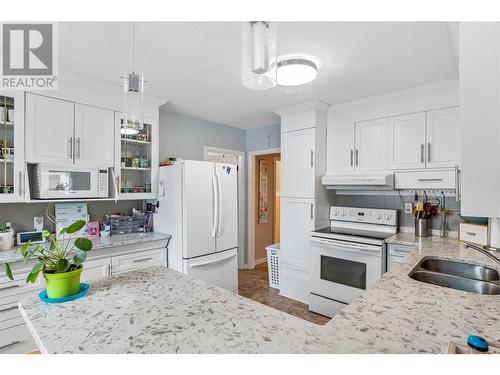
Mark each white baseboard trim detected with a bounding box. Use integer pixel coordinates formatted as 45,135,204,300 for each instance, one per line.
254,257,267,266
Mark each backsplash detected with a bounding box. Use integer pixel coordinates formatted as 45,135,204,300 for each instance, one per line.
0,200,144,234
333,193,461,232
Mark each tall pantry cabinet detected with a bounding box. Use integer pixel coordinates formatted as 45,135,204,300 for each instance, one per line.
275,101,331,303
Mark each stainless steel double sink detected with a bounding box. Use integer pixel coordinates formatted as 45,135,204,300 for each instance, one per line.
409,257,500,295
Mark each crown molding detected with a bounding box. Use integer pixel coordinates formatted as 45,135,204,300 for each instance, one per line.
273,99,330,116
329,78,459,114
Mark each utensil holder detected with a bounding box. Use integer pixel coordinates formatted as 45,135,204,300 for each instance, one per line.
415,218,428,237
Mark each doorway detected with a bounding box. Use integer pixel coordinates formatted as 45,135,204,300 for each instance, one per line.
204,146,246,269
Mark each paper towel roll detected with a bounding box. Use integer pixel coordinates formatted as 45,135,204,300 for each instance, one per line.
489,217,500,249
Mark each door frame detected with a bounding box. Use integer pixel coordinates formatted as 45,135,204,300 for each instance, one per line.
203,146,246,269
247,147,280,269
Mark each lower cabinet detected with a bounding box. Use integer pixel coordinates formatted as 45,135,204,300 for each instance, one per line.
0,244,167,354
280,197,315,303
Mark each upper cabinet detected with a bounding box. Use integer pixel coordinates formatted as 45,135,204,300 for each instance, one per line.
74,104,115,167
25,93,74,166
355,118,388,171
115,113,158,200
327,125,354,173
388,112,426,170
0,91,25,202
281,128,316,199
25,94,114,168
327,106,460,175
426,107,460,168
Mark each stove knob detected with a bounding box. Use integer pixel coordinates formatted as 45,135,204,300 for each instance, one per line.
376,213,382,220
341,211,346,217
386,213,393,221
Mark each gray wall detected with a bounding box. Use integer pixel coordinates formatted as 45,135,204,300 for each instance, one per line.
333,194,461,232
246,124,280,151
159,110,246,161
0,200,144,234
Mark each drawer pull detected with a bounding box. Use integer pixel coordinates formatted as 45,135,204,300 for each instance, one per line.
0,284,20,291
466,232,477,236
132,257,153,263
417,178,443,182
0,340,21,351
0,305,18,313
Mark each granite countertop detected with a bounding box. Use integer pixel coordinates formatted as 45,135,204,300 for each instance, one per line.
18,234,500,354
0,232,171,264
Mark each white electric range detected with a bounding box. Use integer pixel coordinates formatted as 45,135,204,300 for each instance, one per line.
309,206,398,317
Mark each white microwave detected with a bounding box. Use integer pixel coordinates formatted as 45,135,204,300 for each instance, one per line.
33,164,109,199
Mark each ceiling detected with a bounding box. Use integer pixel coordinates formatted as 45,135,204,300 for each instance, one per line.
59,22,458,129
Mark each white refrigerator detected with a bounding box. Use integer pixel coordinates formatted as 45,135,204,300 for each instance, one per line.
154,160,238,293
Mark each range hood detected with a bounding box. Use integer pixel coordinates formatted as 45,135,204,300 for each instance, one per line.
322,173,394,190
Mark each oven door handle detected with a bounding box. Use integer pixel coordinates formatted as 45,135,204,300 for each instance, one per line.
311,237,381,254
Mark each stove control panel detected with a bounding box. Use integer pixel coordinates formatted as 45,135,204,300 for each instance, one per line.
329,206,397,226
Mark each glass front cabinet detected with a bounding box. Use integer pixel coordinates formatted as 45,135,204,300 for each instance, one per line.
0,91,25,203
114,113,158,200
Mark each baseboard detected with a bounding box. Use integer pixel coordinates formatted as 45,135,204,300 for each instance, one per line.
254,257,267,266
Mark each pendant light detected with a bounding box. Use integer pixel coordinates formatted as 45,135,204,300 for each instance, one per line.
277,54,319,86
241,21,277,90
122,22,145,136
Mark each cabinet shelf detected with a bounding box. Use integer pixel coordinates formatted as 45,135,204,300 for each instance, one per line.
120,138,151,145
122,167,151,171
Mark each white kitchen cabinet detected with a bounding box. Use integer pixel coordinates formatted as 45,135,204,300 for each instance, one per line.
74,104,115,167
388,112,426,170
0,91,25,202
281,128,315,199
426,107,460,168
111,248,167,274
80,257,111,282
280,197,314,303
115,113,158,200
25,93,75,166
327,125,354,173
355,118,388,171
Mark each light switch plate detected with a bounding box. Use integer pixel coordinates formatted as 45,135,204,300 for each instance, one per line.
404,203,413,214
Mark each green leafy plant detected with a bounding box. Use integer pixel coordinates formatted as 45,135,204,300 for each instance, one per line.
0,220,11,233
3,220,93,282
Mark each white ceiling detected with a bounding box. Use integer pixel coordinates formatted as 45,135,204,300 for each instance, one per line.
59,22,458,129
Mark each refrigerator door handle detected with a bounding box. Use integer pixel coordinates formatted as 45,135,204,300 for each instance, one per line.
216,170,222,237
211,173,218,238
189,252,236,268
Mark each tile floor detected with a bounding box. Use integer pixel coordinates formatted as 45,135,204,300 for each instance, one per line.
238,263,330,325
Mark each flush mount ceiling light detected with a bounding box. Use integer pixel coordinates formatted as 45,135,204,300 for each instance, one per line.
241,21,277,90
277,55,319,86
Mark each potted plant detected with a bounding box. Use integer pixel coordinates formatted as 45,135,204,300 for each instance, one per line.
0,220,14,251
3,220,93,299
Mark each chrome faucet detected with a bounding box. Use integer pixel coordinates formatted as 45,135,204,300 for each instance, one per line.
464,243,500,266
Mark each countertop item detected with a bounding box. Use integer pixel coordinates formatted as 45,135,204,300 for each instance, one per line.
0,232,171,265
18,234,500,354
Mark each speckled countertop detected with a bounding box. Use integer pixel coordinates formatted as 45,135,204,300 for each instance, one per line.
0,232,171,264
19,234,500,354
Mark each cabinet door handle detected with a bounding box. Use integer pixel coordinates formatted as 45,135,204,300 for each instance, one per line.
132,257,153,263
0,284,20,291
0,341,21,351
466,232,477,236
310,203,314,219
420,144,424,163
68,137,73,159
417,178,443,182
18,171,22,196
0,305,18,313
455,165,460,202
76,137,81,159
350,149,353,166
355,149,359,166
427,142,431,163
310,150,314,167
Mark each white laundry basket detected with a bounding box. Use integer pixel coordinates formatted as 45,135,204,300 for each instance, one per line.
265,243,280,289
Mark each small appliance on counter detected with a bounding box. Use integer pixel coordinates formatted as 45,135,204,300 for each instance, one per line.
310,206,398,317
